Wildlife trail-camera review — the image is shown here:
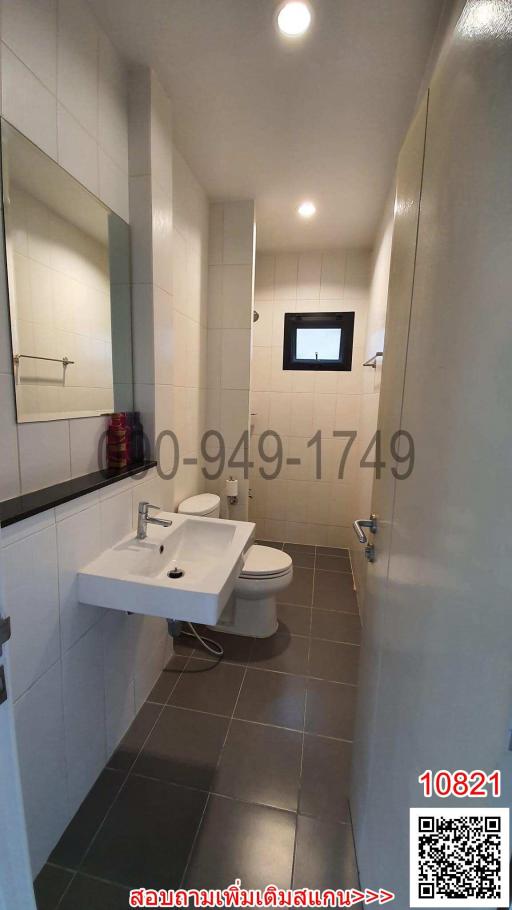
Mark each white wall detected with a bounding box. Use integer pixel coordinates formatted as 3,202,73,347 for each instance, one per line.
351,199,394,604
171,146,209,507
0,0,129,498
129,70,210,513
2,466,167,876
206,200,255,520
250,249,370,547
0,0,210,879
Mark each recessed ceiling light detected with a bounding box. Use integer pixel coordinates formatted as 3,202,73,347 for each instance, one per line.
298,200,316,218
277,2,312,37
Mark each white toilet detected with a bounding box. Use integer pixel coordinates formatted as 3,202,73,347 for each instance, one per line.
177,493,293,637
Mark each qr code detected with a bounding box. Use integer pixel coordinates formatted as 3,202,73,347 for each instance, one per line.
410,808,509,907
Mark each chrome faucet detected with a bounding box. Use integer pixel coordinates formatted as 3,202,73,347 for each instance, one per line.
137,501,172,540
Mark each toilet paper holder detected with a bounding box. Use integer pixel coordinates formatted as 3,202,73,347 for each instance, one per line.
226,476,238,505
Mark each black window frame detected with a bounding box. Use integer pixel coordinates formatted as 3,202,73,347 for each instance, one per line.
282,311,355,371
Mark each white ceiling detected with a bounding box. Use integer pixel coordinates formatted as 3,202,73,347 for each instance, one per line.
89,0,446,251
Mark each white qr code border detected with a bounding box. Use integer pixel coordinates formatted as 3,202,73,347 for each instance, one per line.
410,808,509,908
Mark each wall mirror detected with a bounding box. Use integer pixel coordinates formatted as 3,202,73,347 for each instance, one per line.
1,120,134,423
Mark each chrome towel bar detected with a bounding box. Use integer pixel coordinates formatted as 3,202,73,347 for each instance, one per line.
14,353,74,366
363,351,383,369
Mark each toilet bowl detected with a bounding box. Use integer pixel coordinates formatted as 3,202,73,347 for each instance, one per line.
177,493,293,637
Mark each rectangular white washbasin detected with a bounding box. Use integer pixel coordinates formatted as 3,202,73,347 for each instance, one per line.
78,512,255,625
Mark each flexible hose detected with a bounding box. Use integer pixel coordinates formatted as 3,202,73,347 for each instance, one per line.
182,621,224,659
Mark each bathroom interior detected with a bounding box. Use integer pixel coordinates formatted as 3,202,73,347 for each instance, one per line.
1,1,511,908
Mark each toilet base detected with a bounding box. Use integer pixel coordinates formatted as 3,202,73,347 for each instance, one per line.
211,594,278,639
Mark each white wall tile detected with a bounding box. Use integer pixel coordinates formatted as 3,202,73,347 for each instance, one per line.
3,525,60,700
98,32,128,173
252,246,369,545
55,490,99,522
99,149,129,222
222,264,253,329
320,251,346,299
17,419,71,493
208,203,224,265
297,252,322,300
57,501,103,651
2,0,57,93
57,103,98,194
69,416,107,478
0,508,55,547
254,254,275,302
14,661,69,876
151,177,173,293
100,488,133,548
221,329,250,390
220,389,250,439
223,201,254,265
274,255,298,300
1,44,57,159
345,249,371,299
153,286,174,386
250,346,271,393
132,283,155,385
128,66,151,177
62,622,106,811
0,372,21,499
129,175,153,283
150,72,172,194
57,0,98,138
252,300,273,347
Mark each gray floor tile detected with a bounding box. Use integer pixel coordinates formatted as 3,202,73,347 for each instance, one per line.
316,547,349,557
311,609,361,644
292,816,359,889
133,706,229,790
235,668,306,730
277,603,311,636
59,874,130,910
308,639,360,685
82,775,206,890
316,554,352,573
313,570,358,613
283,543,315,568
214,720,302,811
300,735,352,822
193,630,254,665
278,567,314,606
168,658,244,716
250,633,309,675
107,702,161,772
34,865,73,910
173,634,198,657
147,653,189,704
305,679,357,740
184,796,296,889
50,769,126,869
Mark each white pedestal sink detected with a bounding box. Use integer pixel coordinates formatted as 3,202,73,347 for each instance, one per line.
78,512,255,625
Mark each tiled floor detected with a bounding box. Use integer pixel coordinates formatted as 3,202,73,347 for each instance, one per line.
35,543,361,909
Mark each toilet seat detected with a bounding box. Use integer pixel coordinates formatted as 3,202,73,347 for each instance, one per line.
240,545,292,579
178,493,220,517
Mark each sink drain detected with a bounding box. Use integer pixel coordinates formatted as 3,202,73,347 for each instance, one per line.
167,566,184,579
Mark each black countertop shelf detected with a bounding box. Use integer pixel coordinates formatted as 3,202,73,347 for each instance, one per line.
0,461,158,528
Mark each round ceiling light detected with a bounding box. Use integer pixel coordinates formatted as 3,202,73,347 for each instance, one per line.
277,2,312,37
298,200,316,218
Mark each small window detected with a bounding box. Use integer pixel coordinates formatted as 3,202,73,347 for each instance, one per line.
283,312,355,371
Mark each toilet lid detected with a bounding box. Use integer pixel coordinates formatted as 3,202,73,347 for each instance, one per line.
178,493,220,516
241,545,292,578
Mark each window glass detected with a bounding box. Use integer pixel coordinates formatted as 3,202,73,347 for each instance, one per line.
295,327,342,361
